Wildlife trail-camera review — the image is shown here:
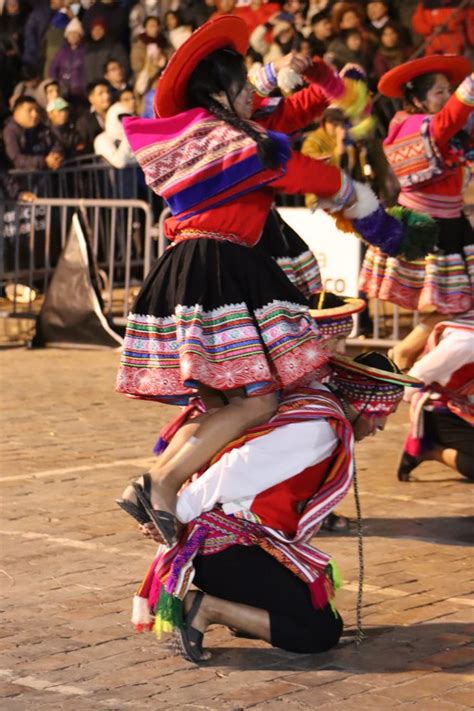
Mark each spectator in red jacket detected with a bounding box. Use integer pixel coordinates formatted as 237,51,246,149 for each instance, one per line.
411,0,474,56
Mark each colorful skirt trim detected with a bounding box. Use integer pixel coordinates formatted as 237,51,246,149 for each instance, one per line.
359,214,474,314
274,250,322,301
257,208,322,301
117,238,327,405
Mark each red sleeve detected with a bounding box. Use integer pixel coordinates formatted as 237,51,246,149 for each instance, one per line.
255,84,330,133
270,151,342,197
430,91,473,149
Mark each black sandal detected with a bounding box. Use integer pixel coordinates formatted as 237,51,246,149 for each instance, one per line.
133,473,178,548
173,591,210,664
116,482,150,526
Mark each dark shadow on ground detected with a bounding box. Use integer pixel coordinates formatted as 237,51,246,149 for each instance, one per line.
319,516,474,546
208,622,473,673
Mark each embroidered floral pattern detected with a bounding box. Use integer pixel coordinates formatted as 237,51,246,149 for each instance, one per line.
359,246,473,314
117,301,328,404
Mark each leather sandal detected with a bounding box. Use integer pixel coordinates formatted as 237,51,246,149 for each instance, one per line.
173,591,211,664
116,483,150,526
133,473,178,547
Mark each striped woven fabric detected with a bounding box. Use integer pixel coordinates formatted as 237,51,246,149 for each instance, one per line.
384,114,444,191
123,110,290,219
359,246,473,314
399,190,464,220
132,387,354,633
117,300,326,404
293,250,323,298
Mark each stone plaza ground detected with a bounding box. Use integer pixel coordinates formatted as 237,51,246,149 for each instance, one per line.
1,347,473,710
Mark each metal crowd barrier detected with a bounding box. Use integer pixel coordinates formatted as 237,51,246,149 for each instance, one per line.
1,197,155,324
9,157,155,203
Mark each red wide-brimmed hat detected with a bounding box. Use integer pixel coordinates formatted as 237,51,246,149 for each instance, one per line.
378,55,472,99
154,15,249,118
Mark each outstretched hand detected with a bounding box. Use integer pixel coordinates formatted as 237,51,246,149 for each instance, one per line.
272,52,312,75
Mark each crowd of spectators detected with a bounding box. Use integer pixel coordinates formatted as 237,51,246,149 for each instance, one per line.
0,0,473,197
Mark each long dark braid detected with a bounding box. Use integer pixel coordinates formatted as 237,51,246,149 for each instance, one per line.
186,47,280,169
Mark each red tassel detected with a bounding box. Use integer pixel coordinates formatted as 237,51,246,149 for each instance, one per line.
309,577,332,609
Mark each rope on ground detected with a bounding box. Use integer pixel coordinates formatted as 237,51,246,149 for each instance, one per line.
352,463,365,645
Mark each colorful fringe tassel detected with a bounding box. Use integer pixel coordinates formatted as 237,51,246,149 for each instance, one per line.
332,204,439,260
308,559,343,611
386,206,440,261
152,587,184,639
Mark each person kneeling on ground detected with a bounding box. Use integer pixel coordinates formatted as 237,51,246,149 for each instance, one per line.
398,310,474,481
130,352,419,663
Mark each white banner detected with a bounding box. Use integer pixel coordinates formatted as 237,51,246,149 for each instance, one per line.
277,207,361,297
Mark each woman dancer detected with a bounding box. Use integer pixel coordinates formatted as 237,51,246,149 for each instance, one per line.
359,55,474,370
116,16,360,545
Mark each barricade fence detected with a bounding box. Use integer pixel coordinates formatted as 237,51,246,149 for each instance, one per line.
5,160,472,347
1,193,417,347
1,198,155,323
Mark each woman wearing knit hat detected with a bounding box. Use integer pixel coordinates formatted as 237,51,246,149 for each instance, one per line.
359,55,474,371
49,17,86,103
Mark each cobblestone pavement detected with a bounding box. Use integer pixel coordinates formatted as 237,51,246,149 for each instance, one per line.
1,348,473,710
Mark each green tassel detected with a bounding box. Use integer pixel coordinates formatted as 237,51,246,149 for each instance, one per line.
152,588,183,639
387,206,439,261
326,559,343,592
326,560,343,616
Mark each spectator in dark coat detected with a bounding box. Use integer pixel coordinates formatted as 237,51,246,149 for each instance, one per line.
0,0,28,102
49,18,87,101
327,29,370,72
46,97,82,158
22,0,53,69
371,22,412,84
3,96,63,171
82,0,129,48
42,0,71,77
76,81,111,154
307,9,334,57
83,17,130,85
179,0,214,29
103,58,129,103
8,65,41,111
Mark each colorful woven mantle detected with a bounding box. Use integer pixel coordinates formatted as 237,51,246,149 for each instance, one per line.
123,110,291,220
132,387,354,637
